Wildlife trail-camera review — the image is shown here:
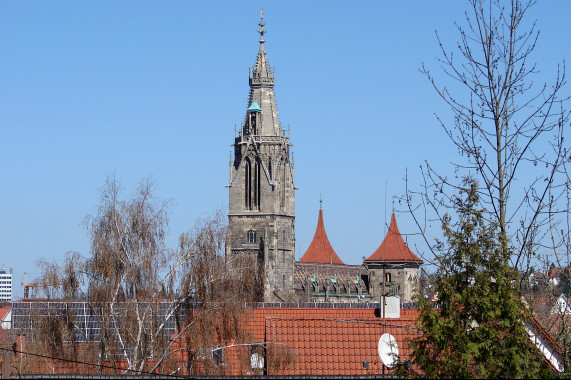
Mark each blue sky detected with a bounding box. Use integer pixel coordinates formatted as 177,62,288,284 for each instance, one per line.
1,1,569,299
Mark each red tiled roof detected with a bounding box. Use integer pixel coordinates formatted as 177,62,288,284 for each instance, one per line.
0,306,9,322
364,213,423,264
243,306,421,376
300,209,344,265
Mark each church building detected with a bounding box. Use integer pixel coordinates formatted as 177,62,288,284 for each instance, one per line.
226,13,423,303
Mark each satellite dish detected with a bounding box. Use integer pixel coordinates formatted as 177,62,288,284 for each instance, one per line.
378,333,399,368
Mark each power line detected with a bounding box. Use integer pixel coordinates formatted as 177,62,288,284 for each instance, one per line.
0,346,187,378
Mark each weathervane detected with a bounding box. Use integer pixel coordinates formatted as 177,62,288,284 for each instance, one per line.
258,10,266,44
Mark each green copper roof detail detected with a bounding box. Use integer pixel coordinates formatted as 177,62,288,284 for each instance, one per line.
247,102,262,112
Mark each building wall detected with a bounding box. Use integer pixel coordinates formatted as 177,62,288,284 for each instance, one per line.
227,137,295,302
365,264,420,303
0,268,12,302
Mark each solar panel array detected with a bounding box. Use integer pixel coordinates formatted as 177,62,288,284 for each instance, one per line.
12,301,183,343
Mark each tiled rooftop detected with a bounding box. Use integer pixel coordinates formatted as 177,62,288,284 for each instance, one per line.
300,209,344,265
364,213,423,264
0,306,10,322
242,305,421,376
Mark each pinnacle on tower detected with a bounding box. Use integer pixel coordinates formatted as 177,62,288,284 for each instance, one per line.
250,10,274,87
258,10,266,46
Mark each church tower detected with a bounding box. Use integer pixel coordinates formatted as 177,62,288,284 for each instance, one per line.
227,12,295,302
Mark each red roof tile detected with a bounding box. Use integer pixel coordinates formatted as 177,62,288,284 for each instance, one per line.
0,306,9,322
300,209,344,265
246,306,421,375
364,213,423,264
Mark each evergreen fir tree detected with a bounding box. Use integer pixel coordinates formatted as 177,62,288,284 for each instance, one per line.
405,179,552,378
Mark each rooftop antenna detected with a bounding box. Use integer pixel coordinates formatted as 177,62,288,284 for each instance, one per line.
384,180,388,236
228,150,232,185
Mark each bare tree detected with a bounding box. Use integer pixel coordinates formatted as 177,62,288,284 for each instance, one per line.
30,177,264,375
401,1,570,374
406,0,569,275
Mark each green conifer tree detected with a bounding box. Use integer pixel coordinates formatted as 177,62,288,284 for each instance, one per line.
406,179,552,378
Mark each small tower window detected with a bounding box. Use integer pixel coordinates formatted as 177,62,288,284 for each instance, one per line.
385,272,392,283
247,230,256,243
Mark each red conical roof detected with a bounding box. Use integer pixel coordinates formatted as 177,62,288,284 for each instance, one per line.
364,213,423,264
300,209,344,265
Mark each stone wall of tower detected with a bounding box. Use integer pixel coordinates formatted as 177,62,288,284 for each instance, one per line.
227,138,295,301
228,180,295,300
262,215,295,301
366,265,420,303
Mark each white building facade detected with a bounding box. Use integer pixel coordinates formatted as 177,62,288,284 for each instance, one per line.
0,267,12,302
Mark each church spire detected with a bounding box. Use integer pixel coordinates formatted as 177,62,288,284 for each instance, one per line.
245,11,280,136
228,13,295,302
250,10,274,88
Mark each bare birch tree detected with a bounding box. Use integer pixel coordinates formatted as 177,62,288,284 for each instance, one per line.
32,177,263,375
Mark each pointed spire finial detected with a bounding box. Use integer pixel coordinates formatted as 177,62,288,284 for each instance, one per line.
319,192,323,210
258,9,266,45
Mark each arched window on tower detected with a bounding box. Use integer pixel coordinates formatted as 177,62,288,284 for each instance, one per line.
280,160,286,210
245,158,252,210
253,159,261,210
249,112,257,135
245,157,260,211
247,230,256,243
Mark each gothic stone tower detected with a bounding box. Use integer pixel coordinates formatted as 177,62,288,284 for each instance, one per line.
227,13,295,302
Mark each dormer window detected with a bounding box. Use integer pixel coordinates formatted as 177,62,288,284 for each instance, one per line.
247,230,256,243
